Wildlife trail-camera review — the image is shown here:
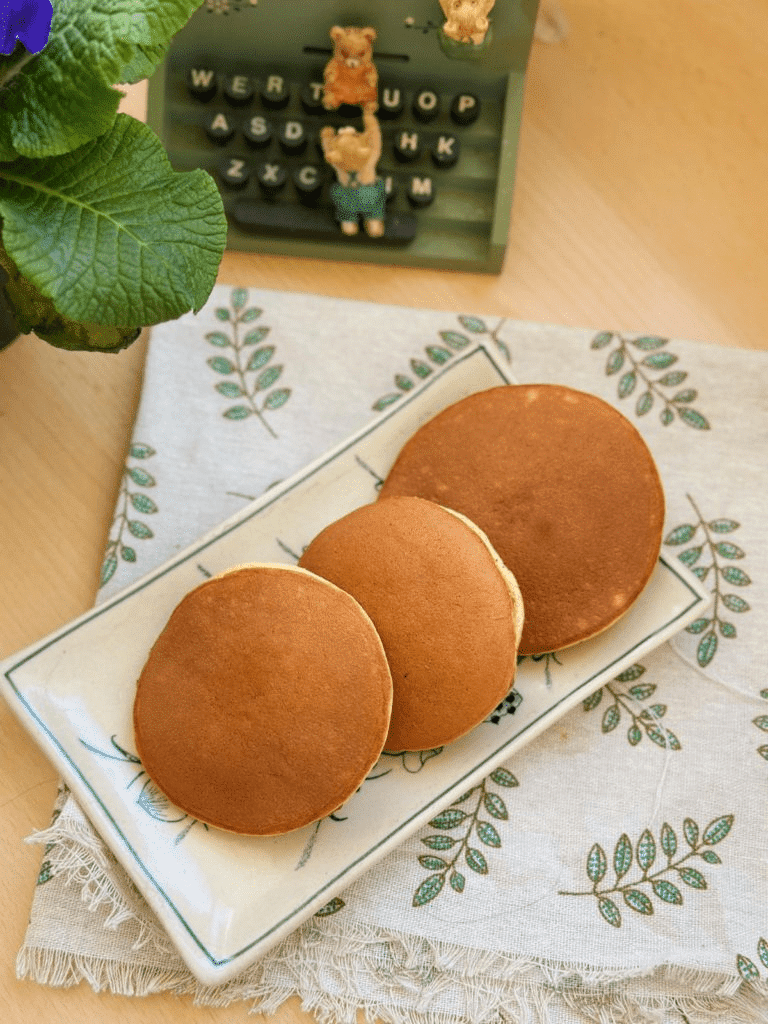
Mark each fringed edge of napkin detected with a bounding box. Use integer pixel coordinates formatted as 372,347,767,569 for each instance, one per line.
16,821,768,1024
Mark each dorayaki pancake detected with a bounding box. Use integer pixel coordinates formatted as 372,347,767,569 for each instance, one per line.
298,496,523,752
133,564,392,836
378,385,665,656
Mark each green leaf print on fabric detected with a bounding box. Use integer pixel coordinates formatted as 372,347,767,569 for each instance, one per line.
206,289,290,437
665,495,752,667
100,442,158,588
314,897,346,918
412,769,518,907
558,815,734,927
372,316,511,411
736,938,768,983
582,664,681,750
755,690,768,763
590,332,710,429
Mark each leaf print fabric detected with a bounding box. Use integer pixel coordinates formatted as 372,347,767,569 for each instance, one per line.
18,293,768,1024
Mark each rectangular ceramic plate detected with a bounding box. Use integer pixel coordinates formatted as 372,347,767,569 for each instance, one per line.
2,344,711,986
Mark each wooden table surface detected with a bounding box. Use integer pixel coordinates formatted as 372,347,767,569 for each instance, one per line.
1,2,766,1021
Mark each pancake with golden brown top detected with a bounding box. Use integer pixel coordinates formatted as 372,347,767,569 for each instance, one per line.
378,384,665,655
298,496,523,752
133,564,392,836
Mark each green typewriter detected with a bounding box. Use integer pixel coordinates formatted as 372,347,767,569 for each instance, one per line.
147,1,539,271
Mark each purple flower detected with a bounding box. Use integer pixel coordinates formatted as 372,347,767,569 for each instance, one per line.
0,0,53,55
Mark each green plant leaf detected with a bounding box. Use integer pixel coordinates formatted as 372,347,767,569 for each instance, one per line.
630,335,667,350
652,879,683,904
636,391,653,416
598,896,621,927
314,896,345,917
410,358,432,378
223,405,251,420
627,724,642,745
0,115,226,329
483,792,508,820
395,374,414,391
618,370,637,398
758,937,768,969
206,332,230,347
244,326,270,345
430,808,467,830
450,871,465,893
489,767,518,787
465,847,488,874
616,664,646,682
702,814,733,845
127,520,153,539
661,822,677,859
628,683,656,700
458,315,486,333
583,689,603,711
736,954,760,983
678,867,707,890
587,843,607,884
100,552,118,586
720,566,751,586
0,0,203,158
216,381,245,399
591,330,614,349
263,387,291,410
413,873,444,906
602,704,620,733
208,356,236,375
715,542,745,559
439,330,470,349
426,344,452,365
418,855,448,871
700,850,721,864
752,716,768,733
722,594,750,613
127,466,155,487
606,348,624,375
685,617,711,634
697,632,718,667
708,518,739,533
677,407,710,430
422,834,456,850
664,524,696,545
658,370,687,387
637,829,656,871
129,443,155,459
642,351,677,369
719,621,737,639
373,393,401,411
476,821,501,847
671,388,697,403
613,833,633,880
679,545,703,566
121,545,136,562
130,493,157,514
683,818,699,849
255,365,283,391
623,889,654,915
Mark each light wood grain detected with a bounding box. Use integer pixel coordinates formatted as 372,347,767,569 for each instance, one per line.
1,2,767,1019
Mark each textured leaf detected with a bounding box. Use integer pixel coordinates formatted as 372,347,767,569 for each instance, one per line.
465,847,488,874
719,621,737,639
660,407,674,426
129,443,155,459
722,594,750,613
679,545,702,566
130,493,157,514
664,524,696,545
127,520,153,539
671,388,697,404
613,833,633,879
426,344,452,365
0,116,225,327
637,829,656,871
418,855,448,871
700,850,721,864
616,664,646,682
736,955,760,983
373,394,401,411
430,808,468,830
223,405,251,420
685,617,711,635
583,689,603,711
636,391,653,416
411,358,432,378
720,566,751,586
206,332,230,347
678,407,710,430
483,792,508,820
439,330,470,349
215,307,230,321
121,545,136,562
395,374,414,392
640,703,667,722
476,821,502,847
623,889,654,915
422,834,456,851
413,873,444,906
100,552,118,586
606,349,624,375
715,542,745,559
489,767,518,787
752,716,768,733
127,466,155,487
630,335,667,350
458,315,487,333
255,364,283,391
240,307,262,322
247,345,275,371
628,683,656,700
229,287,247,310
244,326,270,345
678,867,707,889
708,518,739,533
627,724,642,745
618,370,637,398
587,843,607,883
216,381,245,399
758,937,768,969
263,388,291,410
697,632,718,667
602,704,620,733
758,746,768,761
591,330,614,349
683,818,700,849
702,815,734,845
642,351,677,369
658,370,687,387
661,822,677,859
450,871,465,893
598,896,621,927
314,897,345,917
0,0,203,158
652,879,683,904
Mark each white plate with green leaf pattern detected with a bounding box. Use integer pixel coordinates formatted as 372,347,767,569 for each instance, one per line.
1,343,711,987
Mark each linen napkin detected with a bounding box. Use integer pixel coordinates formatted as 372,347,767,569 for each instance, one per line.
16,288,768,1024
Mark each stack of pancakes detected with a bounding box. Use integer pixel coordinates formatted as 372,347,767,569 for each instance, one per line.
134,384,664,836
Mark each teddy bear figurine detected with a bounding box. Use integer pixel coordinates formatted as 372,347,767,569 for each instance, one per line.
439,0,496,46
322,25,379,112
320,108,386,238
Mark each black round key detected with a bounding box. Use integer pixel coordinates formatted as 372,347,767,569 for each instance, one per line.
431,133,460,168
278,119,308,154
205,111,235,145
406,174,435,208
243,114,272,148
293,164,324,204
260,74,290,109
256,160,287,196
394,129,422,163
187,67,217,102
451,92,481,126
219,156,251,190
378,86,405,119
413,89,440,123
300,81,325,114
222,74,254,106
